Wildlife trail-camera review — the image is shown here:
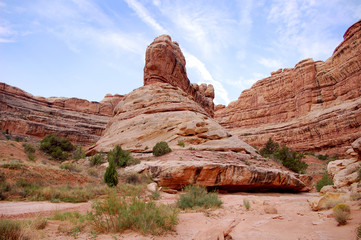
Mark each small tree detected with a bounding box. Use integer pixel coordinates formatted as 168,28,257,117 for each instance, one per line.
40,134,74,160
153,142,172,156
108,145,132,167
104,159,118,187
260,138,279,156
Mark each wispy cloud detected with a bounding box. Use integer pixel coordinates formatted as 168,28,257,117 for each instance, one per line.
124,0,167,35
258,57,282,69
185,52,230,105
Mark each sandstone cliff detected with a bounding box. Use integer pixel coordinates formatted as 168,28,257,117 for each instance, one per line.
0,82,123,144
216,20,361,156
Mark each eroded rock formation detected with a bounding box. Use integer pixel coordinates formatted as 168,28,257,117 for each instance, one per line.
89,35,312,192
216,20,361,156
0,82,123,144
144,35,215,117
127,150,312,192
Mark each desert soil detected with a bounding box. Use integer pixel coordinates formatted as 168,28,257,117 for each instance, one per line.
1,192,360,240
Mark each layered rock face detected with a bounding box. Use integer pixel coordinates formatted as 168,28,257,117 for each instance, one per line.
144,35,215,117
216,20,361,155
0,82,123,144
90,35,312,192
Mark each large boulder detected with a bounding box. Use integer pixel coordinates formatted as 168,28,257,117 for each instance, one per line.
126,150,312,192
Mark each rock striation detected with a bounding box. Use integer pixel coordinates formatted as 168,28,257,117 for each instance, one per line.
216,20,361,156
89,35,312,192
144,35,215,117
127,150,312,192
0,82,123,144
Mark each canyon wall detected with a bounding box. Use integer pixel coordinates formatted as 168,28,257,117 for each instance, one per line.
0,82,123,144
215,20,361,156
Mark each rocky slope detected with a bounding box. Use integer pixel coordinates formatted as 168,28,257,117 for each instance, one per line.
216,20,361,156
0,82,123,144
90,35,312,192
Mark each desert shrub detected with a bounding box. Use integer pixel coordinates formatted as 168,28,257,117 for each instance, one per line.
260,138,279,156
107,145,138,167
32,217,47,230
23,143,35,154
73,146,86,160
89,192,177,235
333,203,350,225
177,185,222,210
317,154,329,160
40,134,74,160
177,140,185,147
0,219,23,240
260,138,308,174
87,168,98,177
60,163,81,172
315,170,334,192
23,143,36,161
274,145,308,173
243,199,250,210
90,152,105,166
153,142,172,156
104,159,118,187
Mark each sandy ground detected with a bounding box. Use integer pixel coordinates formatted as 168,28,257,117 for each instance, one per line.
1,192,360,240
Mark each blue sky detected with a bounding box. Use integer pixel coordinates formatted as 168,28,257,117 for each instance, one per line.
0,0,360,105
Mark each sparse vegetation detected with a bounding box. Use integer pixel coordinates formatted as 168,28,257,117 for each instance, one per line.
0,219,23,240
89,152,105,166
73,145,86,160
1,160,23,170
104,159,118,187
107,145,139,167
315,170,334,192
177,140,185,147
243,199,250,210
357,224,361,239
87,167,98,177
333,203,350,225
177,185,222,210
40,134,74,160
259,138,308,173
89,191,178,235
153,141,172,156
60,162,81,172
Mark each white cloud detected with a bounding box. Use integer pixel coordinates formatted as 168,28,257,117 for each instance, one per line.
225,72,268,90
258,57,282,69
124,0,167,35
185,51,230,105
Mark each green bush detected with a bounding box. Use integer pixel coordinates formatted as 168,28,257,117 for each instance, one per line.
274,145,308,173
87,168,98,177
177,185,222,210
259,138,308,174
333,203,350,225
260,138,279,156
89,192,177,235
0,219,22,240
104,159,118,187
107,145,138,167
153,142,172,156
40,134,74,160
315,170,334,192
90,152,105,166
